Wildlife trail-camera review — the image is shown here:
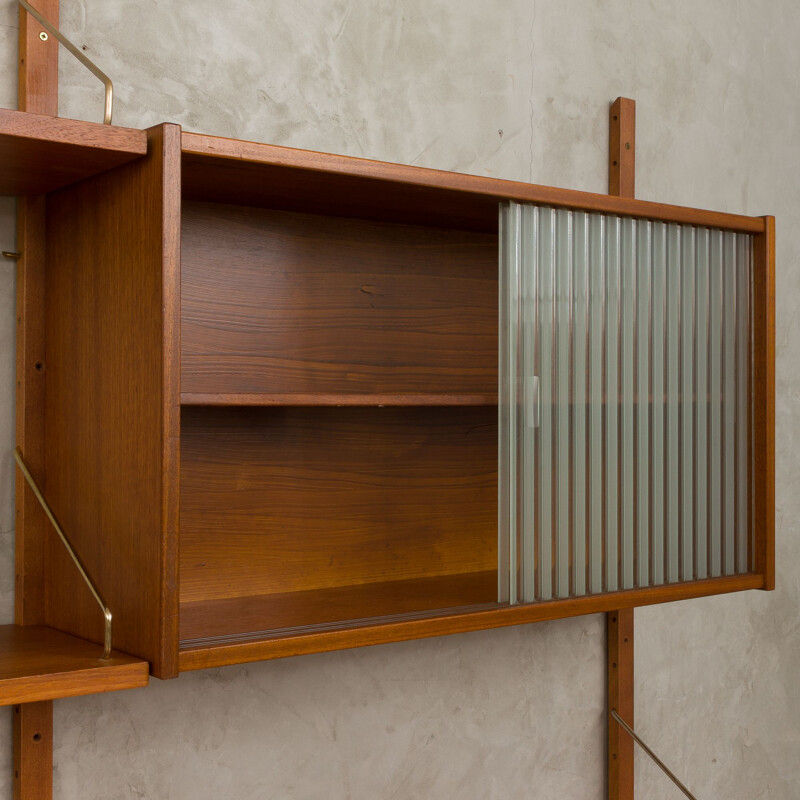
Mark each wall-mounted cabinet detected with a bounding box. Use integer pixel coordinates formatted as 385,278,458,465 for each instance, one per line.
5,110,774,684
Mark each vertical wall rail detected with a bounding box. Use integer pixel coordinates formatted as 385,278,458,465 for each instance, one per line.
13,701,53,800
16,4,59,800
608,96,635,800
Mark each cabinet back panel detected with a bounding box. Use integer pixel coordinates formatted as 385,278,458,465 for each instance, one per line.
180,406,497,604
181,202,498,397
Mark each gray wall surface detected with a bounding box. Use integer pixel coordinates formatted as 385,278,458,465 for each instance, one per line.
0,1,798,797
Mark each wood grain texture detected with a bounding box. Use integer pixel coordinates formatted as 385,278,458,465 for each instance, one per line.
608,609,634,800
181,202,497,397
609,98,635,199
0,626,148,706
16,0,59,633
181,392,496,406
18,0,58,117
13,701,52,800
15,10,58,799
15,197,47,627
181,131,765,234
179,573,764,671
607,96,635,800
180,406,497,603
753,216,776,590
0,109,147,196
180,572,497,643
43,124,181,679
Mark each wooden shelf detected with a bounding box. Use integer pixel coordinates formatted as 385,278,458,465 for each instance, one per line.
0,625,149,706
180,130,766,234
11,114,771,684
178,573,765,672
180,392,498,406
0,108,147,195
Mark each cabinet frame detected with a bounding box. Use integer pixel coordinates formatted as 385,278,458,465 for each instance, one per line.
12,120,775,679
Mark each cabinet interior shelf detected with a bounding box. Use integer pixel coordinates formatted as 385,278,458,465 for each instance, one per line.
180,392,498,407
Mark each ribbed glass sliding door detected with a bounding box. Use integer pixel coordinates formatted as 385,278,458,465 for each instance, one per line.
499,202,752,604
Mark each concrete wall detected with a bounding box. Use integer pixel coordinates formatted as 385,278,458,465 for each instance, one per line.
1,1,798,797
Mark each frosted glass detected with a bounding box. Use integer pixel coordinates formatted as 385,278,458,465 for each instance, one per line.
695,228,710,581
498,203,753,604
572,212,589,597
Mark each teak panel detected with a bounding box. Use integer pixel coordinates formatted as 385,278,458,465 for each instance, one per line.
180,406,497,603
180,572,497,643
15,196,47,627
0,108,147,196
0,625,148,706
43,124,181,679
181,132,766,234
181,202,498,397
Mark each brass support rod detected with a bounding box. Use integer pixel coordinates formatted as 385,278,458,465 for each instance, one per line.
611,710,698,800
2,251,21,259
18,0,113,124
13,446,113,659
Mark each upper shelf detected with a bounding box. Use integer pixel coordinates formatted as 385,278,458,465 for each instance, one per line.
0,108,147,196
0,624,149,706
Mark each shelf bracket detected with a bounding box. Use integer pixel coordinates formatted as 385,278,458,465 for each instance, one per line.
18,0,114,124
611,710,698,800
14,448,113,660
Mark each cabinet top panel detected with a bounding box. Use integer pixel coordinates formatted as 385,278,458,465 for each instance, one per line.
182,130,766,235
0,108,147,195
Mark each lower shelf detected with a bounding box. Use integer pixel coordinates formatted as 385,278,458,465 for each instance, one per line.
0,625,149,706
178,572,765,672
180,570,499,644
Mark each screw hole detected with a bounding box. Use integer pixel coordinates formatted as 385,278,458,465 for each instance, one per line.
613,115,618,121
15,770,19,778
32,733,42,742
612,160,618,166
624,637,629,643
34,361,44,372
612,616,617,622
612,662,617,668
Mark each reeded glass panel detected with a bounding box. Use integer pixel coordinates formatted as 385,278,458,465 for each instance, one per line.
499,203,752,603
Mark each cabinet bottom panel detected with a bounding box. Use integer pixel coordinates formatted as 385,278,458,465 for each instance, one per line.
180,570,498,645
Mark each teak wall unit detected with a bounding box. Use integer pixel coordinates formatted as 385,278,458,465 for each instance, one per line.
1,106,775,682
0,29,775,800
1,5,775,798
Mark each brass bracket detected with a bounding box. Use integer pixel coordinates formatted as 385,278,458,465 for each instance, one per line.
611,710,697,800
14,447,113,659
19,0,114,124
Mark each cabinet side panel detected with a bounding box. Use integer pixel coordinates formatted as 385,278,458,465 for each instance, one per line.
752,217,775,588
43,124,181,677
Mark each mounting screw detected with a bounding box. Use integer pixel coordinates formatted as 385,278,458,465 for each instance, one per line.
625,142,631,150
39,31,48,41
